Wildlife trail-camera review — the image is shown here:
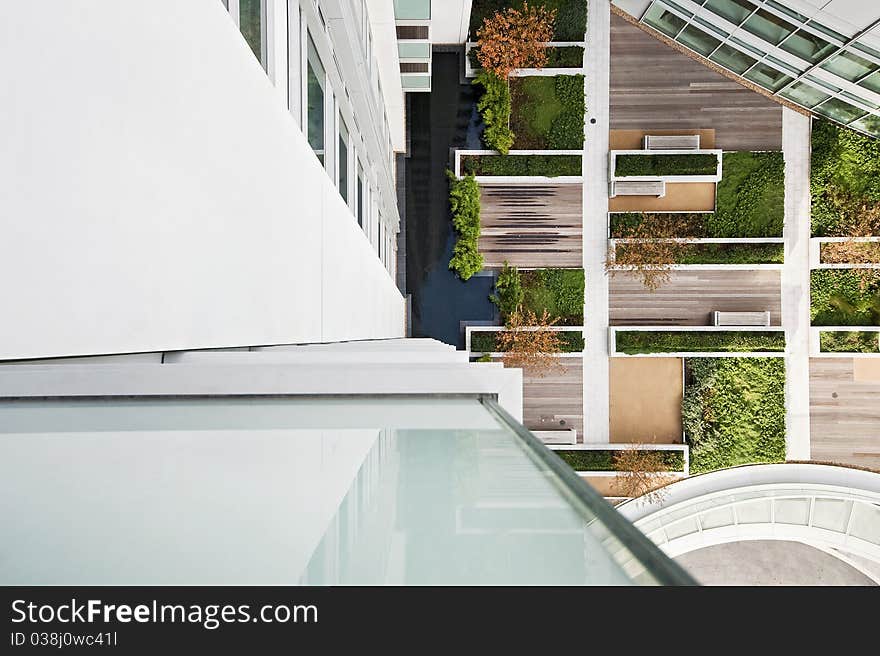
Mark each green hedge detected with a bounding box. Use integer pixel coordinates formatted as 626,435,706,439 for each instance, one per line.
609,212,714,238
469,1,588,41
510,75,585,150
820,331,880,353
461,154,582,177
811,269,880,326
555,449,685,472
520,268,585,325
811,119,880,237
615,153,718,177
490,262,523,316
683,358,786,474
615,331,785,354
471,330,584,353
469,45,584,71
713,151,784,238
474,71,514,154
673,243,784,264
447,172,484,280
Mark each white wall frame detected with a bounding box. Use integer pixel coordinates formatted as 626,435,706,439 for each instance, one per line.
547,443,690,477
608,326,787,358
453,149,584,185
609,149,723,183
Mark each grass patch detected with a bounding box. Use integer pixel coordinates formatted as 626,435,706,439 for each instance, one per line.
615,153,718,177
683,358,786,474
615,331,785,354
673,243,784,264
820,331,880,353
609,212,714,238
461,154,582,177
510,75,585,149
812,119,880,237
811,269,880,326
520,268,585,325
469,1,587,41
471,330,584,352
554,450,685,472
713,152,784,238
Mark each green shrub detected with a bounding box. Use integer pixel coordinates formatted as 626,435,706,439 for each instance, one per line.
447,172,484,280
461,154,582,177
471,330,584,353
615,331,785,354
468,1,587,41
811,269,880,325
474,71,514,154
672,243,784,264
615,154,718,177
609,212,714,238
510,74,584,149
545,45,584,68
555,449,685,472
490,262,524,316
548,111,585,149
520,268,585,324
713,151,784,238
683,358,786,474
819,331,880,353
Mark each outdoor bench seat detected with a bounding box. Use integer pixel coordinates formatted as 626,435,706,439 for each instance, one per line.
712,311,771,327
610,180,666,197
643,135,701,150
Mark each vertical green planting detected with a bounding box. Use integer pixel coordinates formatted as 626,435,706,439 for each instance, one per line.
447,172,484,280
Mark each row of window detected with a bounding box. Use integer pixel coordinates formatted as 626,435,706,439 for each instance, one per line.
642,0,880,137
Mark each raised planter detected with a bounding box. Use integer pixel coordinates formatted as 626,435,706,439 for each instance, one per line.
811,237,880,269
466,325,585,357
810,327,880,357
609,238,785,268
454,149,583,184
608,149,723,184
548,443,690,476
609,326,786,358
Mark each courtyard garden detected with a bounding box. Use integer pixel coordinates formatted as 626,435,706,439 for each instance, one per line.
713,151,785,238
509,74,585,150
491,263,585,325
811,119,880,237
682,358,786,474
469,0,587,41
811,269,880,326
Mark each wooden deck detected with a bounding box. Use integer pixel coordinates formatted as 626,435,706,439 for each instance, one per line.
479,184,583,269
609,270,782,326
810,358,880,470
517,358,584,443
610,14,782,151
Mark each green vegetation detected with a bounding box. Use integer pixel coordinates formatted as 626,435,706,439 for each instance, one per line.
811,270,880,326
615,153,718,177
471,330,584,353
510,74,585,149
811,119,880,237
474,71,515,154
672,243,784,264
521,268,584,325
609,212,714,238
447,172,484,280
469,45,584,71
490,262,524,316
615,331,785,354
554,449,685,472
469,0,588,41
713,151,785,238
683,358,786,474
461,154,582,177
820,331,880,353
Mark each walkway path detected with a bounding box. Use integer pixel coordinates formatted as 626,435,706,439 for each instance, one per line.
782,108,812,461
583,0,611,443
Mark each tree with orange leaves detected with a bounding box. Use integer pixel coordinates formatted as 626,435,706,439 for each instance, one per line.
476,3,556,79
495,307,563,377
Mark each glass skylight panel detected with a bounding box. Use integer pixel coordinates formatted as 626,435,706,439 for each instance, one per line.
779,80,831,108
742,8,796,45
821,50,879,82
858,71,880,94
677,24,722,56
642,4,688,38
765,1,807,22
743,61,793,92
702,0,755,26
850,114,880,137
779,29,836,64
710,43,757,73
806,21,847,44
813,97,869,124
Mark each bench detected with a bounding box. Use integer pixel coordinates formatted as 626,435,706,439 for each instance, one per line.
610,180,666,197
712,311,771,327
532,429,578,445
643,134,701,150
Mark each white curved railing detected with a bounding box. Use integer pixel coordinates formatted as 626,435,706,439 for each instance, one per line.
614,464,880,569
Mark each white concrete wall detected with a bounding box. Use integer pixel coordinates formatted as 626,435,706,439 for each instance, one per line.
0,0,404,360
367,0,406,151
431,0,472,43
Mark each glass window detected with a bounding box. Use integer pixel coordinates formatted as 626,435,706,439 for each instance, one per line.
813,97,868,124
693,16,728,39
702,0,754,26
743,61,793,92
853,41,880,61
677,25,722,56
642,4,687,38
239,0,264,65
821,50,879,82
710,43,757,73
765,1,807,22
357,162,365,229
393,0,431,20
779,29,836,63
807,21,847,44
306,34,326,164
661,0,692,18
742,8,796,45
850,114,880,138
858,71,880,94
842,91,879,111
338,118,349,205
779,81,830,108
730,35,764,58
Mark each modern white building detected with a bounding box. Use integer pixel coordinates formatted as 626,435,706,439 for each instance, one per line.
0,1,690,585
614,0,880,137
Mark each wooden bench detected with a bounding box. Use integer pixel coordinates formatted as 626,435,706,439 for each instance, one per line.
713,311,771,327
610,180,666,197
643,134,701,150
532,429,578,445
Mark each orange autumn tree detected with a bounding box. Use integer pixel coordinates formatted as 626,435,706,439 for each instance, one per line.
476,3,556,78
496,307,563,377
611,448,676,505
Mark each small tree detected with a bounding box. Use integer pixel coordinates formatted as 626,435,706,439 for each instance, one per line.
606,216,694,292
611,448,676,505
496,307,563,377
490,261,523,318
476,3,556,79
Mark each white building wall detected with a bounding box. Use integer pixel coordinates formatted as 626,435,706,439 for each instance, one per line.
431,0,472,43
0,0,404,361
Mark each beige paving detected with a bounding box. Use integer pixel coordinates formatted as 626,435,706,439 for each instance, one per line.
608,182,716,212
609,358,683,444
609,128,716,150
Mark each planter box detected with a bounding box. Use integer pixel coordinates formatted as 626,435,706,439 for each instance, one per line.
608,149,723,184
608,326,787,358
453,149,583,184
548,443,690,476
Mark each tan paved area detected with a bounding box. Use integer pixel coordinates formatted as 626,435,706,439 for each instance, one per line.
609,129,716,150
608,182,716,212
609,358,683,444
